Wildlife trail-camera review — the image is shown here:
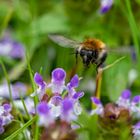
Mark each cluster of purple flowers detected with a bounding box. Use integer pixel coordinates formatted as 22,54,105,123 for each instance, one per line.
0,104,13,134
33,68,84,127
91,89,140,139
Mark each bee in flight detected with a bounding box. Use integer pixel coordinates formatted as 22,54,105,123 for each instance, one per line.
48,34,108,71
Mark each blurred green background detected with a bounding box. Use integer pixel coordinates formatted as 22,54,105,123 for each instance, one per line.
0,0,140,107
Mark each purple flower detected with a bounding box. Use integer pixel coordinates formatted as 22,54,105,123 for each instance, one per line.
130,96,140,117
31,73,47,100
115,89,140,119
50,68,66,94
132,96,140,104
121,89,131,99
133,122,140,138
100,0,113,14
0,37,25,59
91,97,103,115
116,89,131,109
60,98,77,122
67,75,80,96
37,102,55,127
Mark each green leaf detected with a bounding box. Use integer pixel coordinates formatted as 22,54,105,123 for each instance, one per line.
30,12,69,35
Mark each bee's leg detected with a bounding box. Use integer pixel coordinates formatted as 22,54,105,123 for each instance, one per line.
96,66,99,73
96,52,107,73
75,50,78,64
96,62,105,73
82,55,89,67
91,58,96,64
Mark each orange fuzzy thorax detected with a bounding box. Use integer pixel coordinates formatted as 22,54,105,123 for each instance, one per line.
81,38,106,50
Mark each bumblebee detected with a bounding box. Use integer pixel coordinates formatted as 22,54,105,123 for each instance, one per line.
48,34,108,70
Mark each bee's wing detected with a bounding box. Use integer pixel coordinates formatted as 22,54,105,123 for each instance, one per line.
107,46,135,54
107,46,136,61
48,34,81,48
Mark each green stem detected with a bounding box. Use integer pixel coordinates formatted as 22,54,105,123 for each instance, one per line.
95,69,102,99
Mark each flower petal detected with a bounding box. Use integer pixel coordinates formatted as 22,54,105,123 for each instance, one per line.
37,102,50,115
34,72,46,88
132,95,140,104
69,74,79,88
49,95,62,106
62,98,73,115
52,68,66,82
121,89,131,100
100,0,113,14
91,97,102,105
3,104,11,112
72,92,84,100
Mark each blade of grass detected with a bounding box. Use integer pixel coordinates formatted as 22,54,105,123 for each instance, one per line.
125,0,140,51
16,106,31,139
119,0,140,60
26,52,39,140
5,116,37,140
12,119,29,139
19,94,31,119
0,60,14,107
